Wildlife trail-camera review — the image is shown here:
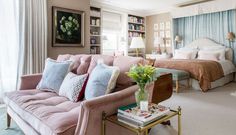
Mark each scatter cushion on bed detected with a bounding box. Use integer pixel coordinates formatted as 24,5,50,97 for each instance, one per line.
59,72,89,102
85,63,120,100
36,58,72,93
198,50,220,61
173,50,192,59
201,47,226,60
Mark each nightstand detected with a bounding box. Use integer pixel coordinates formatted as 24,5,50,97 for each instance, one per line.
146,53,172,59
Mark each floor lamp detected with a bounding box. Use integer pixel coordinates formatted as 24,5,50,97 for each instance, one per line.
130,37,145,57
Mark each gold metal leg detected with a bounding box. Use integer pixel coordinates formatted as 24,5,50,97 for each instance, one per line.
176,80,179,93
102,111,106,135
7,113,11,128
145,129,149,135
178,106,182,135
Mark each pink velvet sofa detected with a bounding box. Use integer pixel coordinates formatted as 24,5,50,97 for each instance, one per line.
4,55,154,135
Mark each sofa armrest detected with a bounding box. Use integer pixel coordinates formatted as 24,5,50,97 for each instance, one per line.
19,73,42,90
75,83,154,135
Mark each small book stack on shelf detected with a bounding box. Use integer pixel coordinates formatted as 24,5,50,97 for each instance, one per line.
118,103,170,127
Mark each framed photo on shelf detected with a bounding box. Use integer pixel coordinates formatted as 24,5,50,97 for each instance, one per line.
160,22,165,30
165,21,171,30
52,6,85,47
154,23,159,31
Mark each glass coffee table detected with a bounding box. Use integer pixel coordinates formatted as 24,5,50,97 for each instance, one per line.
102,106,181,135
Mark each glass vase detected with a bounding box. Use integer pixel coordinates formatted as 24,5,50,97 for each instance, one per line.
135,83,149,107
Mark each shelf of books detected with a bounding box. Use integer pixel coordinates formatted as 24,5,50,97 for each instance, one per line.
90,6,101,54
128,14,145,57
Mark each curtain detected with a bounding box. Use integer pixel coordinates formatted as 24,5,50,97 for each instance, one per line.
0,0,47,102
173,9,236,63
0,0,19,101
18,0,47,76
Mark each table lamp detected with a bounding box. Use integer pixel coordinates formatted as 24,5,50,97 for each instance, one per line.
154,37,164,54
130,37,145,57
226,32,235,42
175,35,182,48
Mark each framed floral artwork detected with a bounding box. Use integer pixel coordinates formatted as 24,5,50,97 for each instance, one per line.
52,7,85,47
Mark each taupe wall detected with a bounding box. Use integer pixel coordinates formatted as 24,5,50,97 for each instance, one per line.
47,0,90,59
146,13,172,54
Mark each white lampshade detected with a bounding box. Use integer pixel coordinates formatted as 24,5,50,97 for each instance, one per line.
154,37,164,47
130,37,145,49
175,35,182,42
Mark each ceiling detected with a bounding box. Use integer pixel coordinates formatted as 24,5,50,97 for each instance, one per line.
91,0,197,15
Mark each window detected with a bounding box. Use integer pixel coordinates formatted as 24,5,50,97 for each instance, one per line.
102,11,123,55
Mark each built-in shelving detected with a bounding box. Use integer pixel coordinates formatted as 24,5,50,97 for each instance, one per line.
90,6,102,54
128,14,146,57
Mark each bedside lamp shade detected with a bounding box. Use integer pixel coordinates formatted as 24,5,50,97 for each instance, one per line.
130,37,145,49
154,37,164,47
227,32,235,41
175,35,182,43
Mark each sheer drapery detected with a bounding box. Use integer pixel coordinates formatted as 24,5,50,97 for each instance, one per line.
0,0,47,101
173,9,236,63
18,0,47,75
0,0,19,101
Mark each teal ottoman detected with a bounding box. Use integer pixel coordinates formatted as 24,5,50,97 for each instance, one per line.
156,68,190,93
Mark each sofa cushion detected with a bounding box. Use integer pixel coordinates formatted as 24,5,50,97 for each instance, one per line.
76,55,91,75
4,90,81,135
37,58,72,93
113,56,144,86
87,55,114,74
59,72,89,102
57,54,71,62
85,64,120,100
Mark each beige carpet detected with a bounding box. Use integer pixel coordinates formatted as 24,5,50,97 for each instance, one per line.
1,83,236,135
150,82,236,135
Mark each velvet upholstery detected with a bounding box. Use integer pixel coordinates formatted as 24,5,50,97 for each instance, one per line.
113,56,144,86
4,54,151,135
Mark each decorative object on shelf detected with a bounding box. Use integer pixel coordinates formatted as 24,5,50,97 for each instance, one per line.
52,7,84,47
130,37,145,57
90,37,96,44
127,64,156,106
154,37,164,54
226,32,235,42
175,35,182,48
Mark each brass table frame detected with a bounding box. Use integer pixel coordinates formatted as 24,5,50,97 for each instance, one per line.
102,106,181,135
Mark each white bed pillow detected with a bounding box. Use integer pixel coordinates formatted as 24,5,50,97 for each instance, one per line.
201,47,226,60
174,49,198,59
198,51,220,61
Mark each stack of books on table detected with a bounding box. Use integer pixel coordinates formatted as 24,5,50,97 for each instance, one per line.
118,103,170,128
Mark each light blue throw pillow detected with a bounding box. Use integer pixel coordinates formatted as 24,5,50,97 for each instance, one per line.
85,63,120,100
37,58,72,93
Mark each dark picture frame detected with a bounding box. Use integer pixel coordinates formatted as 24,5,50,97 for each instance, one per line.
52,6,85,47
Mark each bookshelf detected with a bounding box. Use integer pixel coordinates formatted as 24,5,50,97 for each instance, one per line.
90,6,101,54
128,14,145,57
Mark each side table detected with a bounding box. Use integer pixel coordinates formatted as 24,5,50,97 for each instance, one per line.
101,106,182,135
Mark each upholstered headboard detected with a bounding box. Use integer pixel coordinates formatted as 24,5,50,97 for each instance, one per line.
185,38,234,61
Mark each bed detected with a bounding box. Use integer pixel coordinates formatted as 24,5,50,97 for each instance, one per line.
155,38,236,92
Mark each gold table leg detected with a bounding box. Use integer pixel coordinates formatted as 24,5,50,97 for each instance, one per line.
178,106,182,135
102,111,106,135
